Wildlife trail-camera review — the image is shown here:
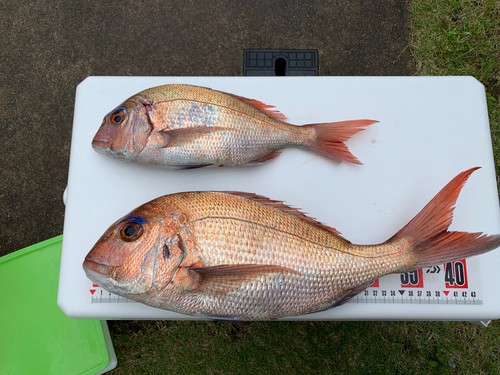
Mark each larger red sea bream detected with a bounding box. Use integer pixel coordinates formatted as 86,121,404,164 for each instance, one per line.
83,168,500,320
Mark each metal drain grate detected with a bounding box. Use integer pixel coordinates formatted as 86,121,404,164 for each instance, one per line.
243,49,318,76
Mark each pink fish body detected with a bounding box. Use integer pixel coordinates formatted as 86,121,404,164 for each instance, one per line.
83,168,500,320
92,84,377,169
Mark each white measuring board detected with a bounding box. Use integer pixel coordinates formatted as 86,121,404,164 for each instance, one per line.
349,259,483,306
58,76,500,321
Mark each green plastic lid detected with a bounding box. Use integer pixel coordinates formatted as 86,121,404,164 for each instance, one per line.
0,236,111,375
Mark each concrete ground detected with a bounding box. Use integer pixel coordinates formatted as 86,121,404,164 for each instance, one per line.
0,0,414,257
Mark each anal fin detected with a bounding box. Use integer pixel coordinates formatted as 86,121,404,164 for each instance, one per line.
331,283,372,308
168,164,213,170
192,314,255,321
242,149,283,166
311,283,372,314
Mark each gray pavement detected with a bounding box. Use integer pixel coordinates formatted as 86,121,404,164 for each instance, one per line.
0,0,414,257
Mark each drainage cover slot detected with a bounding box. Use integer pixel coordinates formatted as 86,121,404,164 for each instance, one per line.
244,49,318,76
274,58,287,76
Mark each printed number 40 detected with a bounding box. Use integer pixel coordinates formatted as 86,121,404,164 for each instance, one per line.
444,259,468,289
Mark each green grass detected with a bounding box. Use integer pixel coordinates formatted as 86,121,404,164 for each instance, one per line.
410,0,500,183
108,2,500,374
108,320,500,374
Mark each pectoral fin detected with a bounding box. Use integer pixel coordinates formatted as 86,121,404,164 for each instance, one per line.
154,126,229,148
187,264,299,296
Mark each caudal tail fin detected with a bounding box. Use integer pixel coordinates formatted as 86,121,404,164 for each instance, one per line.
303,120,377,165
390,167,500,270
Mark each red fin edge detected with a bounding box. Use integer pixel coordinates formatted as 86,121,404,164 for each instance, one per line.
243,150,283,166
391,167,500,269
224,191,344,238
304,119,378,164
230,94,288,121
395,167,480,242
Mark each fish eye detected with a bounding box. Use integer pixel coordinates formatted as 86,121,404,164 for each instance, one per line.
119,221,143,242
110,108,126,125
124,225,136,236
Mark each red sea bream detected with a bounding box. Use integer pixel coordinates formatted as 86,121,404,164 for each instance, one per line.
92,84,377,169
83,168,500,320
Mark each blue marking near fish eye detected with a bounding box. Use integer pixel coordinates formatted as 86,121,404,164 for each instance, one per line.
125,216,147,225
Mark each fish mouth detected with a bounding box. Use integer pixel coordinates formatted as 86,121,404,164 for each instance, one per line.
92,124,120,152
83,259,112,278
92,140,112,153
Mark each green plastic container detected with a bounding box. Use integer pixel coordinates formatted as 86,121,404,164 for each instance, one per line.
0,236,116,374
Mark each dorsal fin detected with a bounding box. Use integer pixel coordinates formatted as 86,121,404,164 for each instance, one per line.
223,191,344,238
229,94,288,121
136,84,288,122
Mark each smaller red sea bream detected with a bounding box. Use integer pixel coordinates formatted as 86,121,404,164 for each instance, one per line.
83,168,500,320
92,84,377,169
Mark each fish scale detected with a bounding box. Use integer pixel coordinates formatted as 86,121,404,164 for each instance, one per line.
142,193,405,318
137,100,300,166
179,192,344,244
83,169,500,320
